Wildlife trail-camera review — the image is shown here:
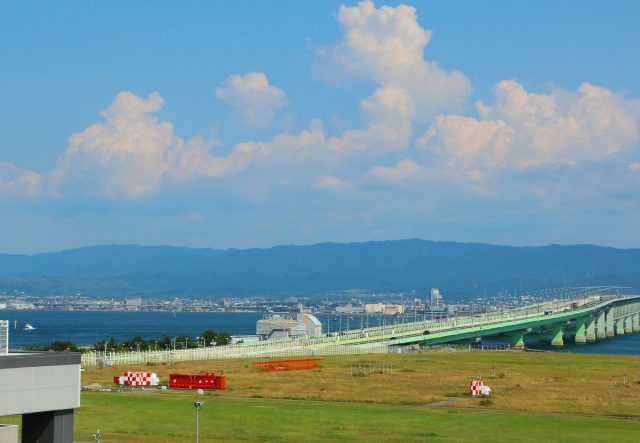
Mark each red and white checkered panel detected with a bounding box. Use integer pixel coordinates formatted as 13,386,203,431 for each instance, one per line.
115,371,160,386
469,380,484,396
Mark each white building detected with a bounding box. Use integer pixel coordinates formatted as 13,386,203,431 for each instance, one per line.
1,318,81,443
256,313,322,339
365,303,405,314
430,288,443,309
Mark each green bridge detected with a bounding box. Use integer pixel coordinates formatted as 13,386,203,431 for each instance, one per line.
308,293,640,350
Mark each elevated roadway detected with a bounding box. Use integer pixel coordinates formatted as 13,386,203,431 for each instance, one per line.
312,294,640,349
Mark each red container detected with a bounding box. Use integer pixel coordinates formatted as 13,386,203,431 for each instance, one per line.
214,376,226,390
169,373,226,390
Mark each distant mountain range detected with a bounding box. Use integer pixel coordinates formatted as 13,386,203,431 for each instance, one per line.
1,240,639,301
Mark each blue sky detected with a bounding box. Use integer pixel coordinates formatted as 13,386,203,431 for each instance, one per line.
1,1,639,254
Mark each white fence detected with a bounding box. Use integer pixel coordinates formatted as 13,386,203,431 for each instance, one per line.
81,342,389,367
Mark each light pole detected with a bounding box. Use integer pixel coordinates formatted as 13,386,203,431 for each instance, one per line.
194,401,203,443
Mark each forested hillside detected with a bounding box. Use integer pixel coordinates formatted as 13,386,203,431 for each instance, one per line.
1,240,638,300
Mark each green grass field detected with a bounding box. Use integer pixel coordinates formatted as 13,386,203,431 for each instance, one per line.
73,394,640,443
5,350,640,442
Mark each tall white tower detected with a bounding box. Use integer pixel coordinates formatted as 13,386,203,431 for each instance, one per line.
430,288,443,309
0,320,8,354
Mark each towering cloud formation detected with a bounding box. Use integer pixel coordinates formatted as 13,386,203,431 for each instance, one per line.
50,92,177,198
314,0,472,123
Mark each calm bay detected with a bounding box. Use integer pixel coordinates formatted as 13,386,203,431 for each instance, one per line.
3,310,263,349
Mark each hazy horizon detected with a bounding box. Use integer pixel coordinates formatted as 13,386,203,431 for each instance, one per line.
4,237,639,258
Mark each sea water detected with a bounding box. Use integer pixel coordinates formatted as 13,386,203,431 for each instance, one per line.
3,310,263,349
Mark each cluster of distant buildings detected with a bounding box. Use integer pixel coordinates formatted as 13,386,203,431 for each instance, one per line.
245,289,448,342
0,288,452,317
333,288,446,315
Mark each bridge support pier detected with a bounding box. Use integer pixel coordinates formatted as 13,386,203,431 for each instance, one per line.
509,330,527,349
574,316,587,344
633,313,640,333
606,309,615,337
550,323,564,346
596,311,607,339
616,318,625,335
624,315,633,334
585,316,596,342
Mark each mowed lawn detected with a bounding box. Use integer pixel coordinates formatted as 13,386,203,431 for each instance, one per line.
74,394,640,443
7,350,640,441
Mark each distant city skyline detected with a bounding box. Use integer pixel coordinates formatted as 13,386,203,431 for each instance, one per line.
1,1,639,254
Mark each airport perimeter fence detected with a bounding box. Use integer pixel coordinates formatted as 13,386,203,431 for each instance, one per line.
81,342,389,367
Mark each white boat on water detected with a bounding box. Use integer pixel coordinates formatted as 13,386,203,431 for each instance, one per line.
24,323,36,331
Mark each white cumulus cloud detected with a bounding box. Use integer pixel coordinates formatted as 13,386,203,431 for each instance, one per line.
51,92,176,198
215,72,288,129
50,91,258,199
314,0,472,123
418,80,640,181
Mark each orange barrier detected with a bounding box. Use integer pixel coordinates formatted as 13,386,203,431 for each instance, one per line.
252,358,323,372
